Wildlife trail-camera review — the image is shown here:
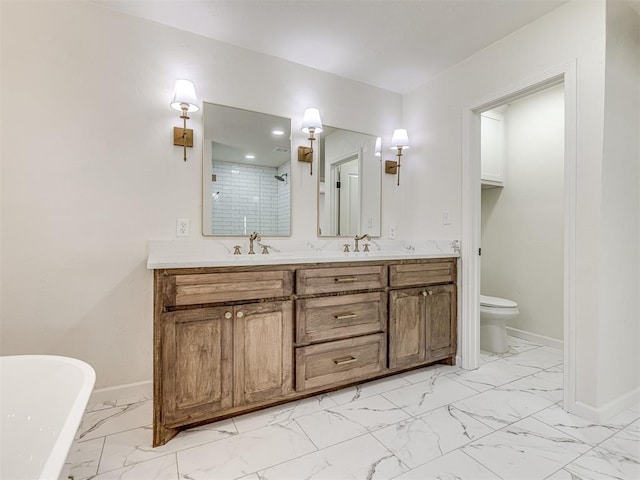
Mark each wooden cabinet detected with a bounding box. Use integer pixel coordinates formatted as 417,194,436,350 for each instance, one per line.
296,292,386,345
161,307,233,426
233,301,293,406
157,300,292,439
295,265,387,392
297,265,386,295
162,270,293,307
389,260,457,369
389,288,426,369
153,258,456,446
425,284,457,362
296,333,386,391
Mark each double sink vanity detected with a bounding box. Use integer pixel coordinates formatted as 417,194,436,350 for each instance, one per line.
148,239,459,446
149,102,460,446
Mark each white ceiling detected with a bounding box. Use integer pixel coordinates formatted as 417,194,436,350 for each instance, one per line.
95,0,568,94
203,102,291,168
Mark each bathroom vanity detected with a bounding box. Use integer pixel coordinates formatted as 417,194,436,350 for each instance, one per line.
150,246,458,446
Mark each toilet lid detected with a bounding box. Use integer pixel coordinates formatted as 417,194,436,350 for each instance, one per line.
480,294,518,308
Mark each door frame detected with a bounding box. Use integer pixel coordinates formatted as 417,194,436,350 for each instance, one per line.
460,60,577,412
328,150,361,236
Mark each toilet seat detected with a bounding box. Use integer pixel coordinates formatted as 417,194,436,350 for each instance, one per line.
480,294,517,309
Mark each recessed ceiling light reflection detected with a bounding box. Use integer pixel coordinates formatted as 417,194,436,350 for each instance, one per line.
272,130,285,136
245,154,255,159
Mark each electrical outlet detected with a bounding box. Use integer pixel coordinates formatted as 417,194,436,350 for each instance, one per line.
389,225,396,239
443,209,452,225
176,218,190,237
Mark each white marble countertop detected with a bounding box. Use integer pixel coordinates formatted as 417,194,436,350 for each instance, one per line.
147,238,460,269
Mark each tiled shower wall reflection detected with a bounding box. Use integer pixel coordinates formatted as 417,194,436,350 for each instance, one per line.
212,161,291,235
276,162,290,235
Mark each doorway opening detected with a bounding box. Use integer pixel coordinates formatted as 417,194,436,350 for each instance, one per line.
480,83,565,355
461,61,577,413
329,153,361,237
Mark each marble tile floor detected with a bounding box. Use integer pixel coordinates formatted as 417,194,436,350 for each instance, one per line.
63,337,640,480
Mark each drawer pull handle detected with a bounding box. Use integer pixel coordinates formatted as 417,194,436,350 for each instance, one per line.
335,277,358,283
334,313,357,320
333,356,357,366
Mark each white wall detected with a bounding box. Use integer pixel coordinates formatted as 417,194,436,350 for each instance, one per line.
598,0,640,408
403,0,607,409
0,1,401,388
481,85,564,341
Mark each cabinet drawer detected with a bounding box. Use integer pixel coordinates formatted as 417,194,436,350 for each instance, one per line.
295,333,386,391
165,271,293,306
296,292,386,345
296,265,386,295
389,260,455,288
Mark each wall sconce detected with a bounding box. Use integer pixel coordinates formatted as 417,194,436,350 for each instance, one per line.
298,107,323,175
170,79,199,161
385,128,410,185
374,137,382,158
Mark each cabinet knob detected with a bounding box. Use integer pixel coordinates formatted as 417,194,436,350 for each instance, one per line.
224,311,232,319
421,290,427,297
236,311,244,318
428,290,434,296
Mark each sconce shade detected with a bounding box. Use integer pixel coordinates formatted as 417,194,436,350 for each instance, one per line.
374,137,382,157
170,79,199,112
390,128,410,149
301,107,323,134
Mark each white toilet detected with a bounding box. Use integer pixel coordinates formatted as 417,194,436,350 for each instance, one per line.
480,294,519,353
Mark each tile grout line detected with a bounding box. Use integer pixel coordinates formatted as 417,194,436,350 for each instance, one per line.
367,431,414,476
461,403,595,478
459,447,506,479
292,417,320,451
94,435,107,479
553,414,640,476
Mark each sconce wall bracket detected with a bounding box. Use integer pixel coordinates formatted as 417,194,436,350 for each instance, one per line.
298,146,313,163
173,127,194,148
385,160,398,175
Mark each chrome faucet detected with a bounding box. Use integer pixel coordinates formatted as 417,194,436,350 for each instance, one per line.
354,234,370,253
248,232,261,255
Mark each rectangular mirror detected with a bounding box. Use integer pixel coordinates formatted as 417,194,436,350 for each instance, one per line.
203,103,291,236
317,127,381,236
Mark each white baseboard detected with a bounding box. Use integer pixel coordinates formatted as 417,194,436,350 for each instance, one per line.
597,387,640,422
506,327,563,350
89,380,152,407
567,387,640,423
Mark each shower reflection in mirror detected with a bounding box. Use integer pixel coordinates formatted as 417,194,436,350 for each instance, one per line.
202,103,292,236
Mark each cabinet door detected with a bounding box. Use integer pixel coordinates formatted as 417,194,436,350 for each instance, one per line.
162,307,233,426
234,301,294,405
481,111,505,187
425,284,457,362
389,288,426,369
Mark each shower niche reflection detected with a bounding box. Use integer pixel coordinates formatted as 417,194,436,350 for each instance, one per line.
202,103,292,236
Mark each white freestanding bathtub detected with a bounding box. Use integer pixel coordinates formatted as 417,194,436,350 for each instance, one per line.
0,355,96,480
